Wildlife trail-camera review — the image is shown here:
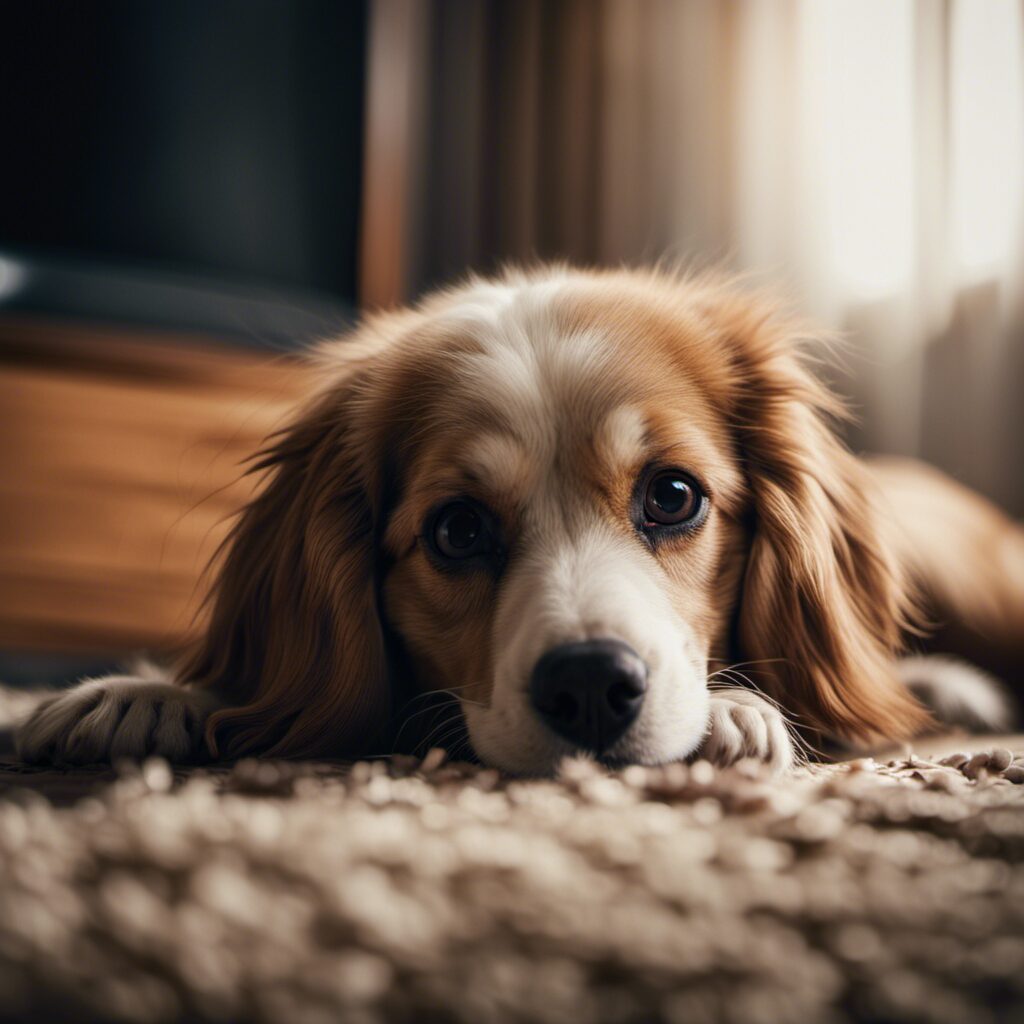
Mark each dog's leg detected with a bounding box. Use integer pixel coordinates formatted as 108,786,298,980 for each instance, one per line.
698,686,795,773
16,671,218,765
897,655,1015,733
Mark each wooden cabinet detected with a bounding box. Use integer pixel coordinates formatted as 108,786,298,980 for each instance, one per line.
0,317,310,657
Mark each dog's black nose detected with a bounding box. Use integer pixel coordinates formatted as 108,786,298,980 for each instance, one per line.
529,639,648,754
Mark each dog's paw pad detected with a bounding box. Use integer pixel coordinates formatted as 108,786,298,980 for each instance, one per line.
16,676,216,766
700,691,795,773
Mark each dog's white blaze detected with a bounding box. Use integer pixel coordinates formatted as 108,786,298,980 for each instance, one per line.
443,278,614,463
440,277,710,774
463,433,536,497
439,280,519,322
596,405,647,471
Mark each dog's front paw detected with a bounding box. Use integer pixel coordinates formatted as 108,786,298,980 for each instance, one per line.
898,655,1014,733
699,688,794,773
16,675,217,765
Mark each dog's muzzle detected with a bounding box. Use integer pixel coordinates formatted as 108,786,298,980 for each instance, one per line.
529,638,648,755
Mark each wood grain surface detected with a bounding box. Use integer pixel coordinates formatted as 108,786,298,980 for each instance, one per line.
0,315,312,656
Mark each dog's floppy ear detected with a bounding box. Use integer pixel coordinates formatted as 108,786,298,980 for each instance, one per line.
180,374,390,759
721,296,931,744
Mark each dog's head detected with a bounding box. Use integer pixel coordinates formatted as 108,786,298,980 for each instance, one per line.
184,267,928,771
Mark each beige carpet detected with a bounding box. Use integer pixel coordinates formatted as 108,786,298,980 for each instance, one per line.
1,689,1023,1024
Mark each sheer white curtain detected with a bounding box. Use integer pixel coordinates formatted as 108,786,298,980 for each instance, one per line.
735,0,1023,512
600,0,1024,511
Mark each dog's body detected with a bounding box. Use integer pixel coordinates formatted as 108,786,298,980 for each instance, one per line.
17,267,1024,773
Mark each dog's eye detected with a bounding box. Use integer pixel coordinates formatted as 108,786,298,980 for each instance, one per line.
643,471,703,526
431,501,492,559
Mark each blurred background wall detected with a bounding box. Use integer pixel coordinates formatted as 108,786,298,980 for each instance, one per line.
1,0,1022,684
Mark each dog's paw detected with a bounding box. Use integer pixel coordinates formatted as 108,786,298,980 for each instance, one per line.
898,655,1015,733
16,675,218,765
698,687,795,773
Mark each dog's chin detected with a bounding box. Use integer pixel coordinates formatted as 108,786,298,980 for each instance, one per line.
462,699,711,776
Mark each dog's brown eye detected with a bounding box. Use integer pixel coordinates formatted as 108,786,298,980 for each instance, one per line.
431,501,491,559
643,471,703,526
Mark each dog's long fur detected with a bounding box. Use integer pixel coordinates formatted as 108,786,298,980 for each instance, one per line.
17,267,1024,772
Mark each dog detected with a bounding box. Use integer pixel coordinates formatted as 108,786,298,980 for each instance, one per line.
17,266,1024,773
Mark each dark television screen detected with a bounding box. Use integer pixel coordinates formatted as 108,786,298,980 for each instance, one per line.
0,0,366,334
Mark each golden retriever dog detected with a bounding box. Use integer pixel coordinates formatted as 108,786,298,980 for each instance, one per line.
17,267,1024,773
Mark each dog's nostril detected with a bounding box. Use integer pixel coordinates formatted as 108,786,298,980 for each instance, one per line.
529,638,648,755
606,680,642,716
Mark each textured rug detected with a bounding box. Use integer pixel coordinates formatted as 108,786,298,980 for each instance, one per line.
1,689,1023,1024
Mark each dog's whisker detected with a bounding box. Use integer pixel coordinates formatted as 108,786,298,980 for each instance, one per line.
707,657,788,670
394,684,485,755
395,684,478,715
707,666,818,766
442,691,487,709
399,698,460,726
397,693,461,717
391,696,462,752
421,721,470,757
415,714,469,754
450,737,477,763
708,665,773,698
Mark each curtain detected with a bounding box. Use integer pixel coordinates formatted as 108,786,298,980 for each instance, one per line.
361,0,1024,514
